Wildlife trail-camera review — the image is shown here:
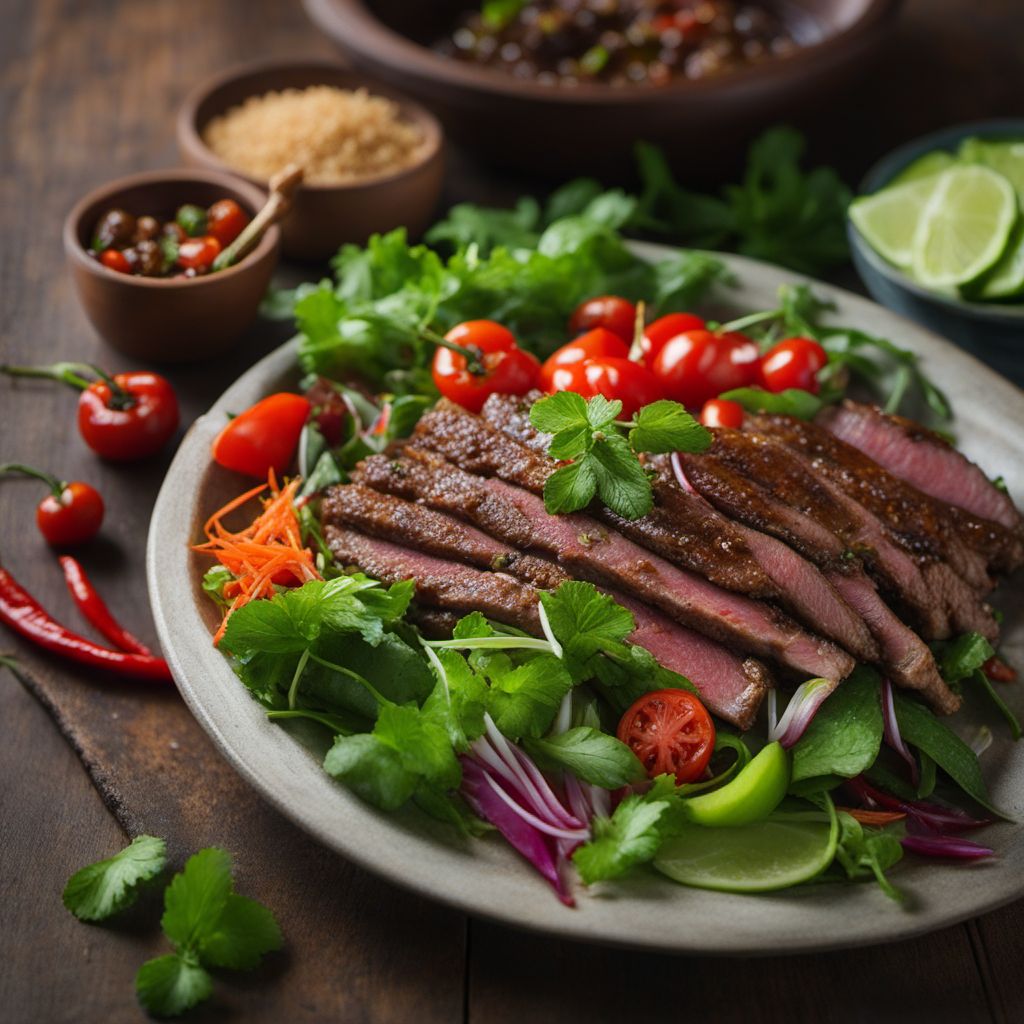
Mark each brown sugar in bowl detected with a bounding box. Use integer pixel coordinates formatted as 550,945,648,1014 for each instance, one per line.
64,169,280,365
177,60,445,262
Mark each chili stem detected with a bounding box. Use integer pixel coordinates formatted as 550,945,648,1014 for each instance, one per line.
0,462,65,499
1,361,95,391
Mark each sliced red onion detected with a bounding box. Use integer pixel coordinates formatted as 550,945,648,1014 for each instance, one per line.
901,833,994,860
536,597,564,660
881,677,919,786
670,451,696,493
767,688,778,736
481,773,590,841
847,777,992,833
769,677,837,748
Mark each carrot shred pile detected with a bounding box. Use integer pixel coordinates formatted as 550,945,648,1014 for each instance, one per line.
193,471,321,645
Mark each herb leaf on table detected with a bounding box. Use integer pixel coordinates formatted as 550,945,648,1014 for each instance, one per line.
62,834,167,922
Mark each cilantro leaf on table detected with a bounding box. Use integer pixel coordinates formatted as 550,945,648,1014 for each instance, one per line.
63,835,167,922
573,794,673,884
524,727,645,788
135,954,212,1019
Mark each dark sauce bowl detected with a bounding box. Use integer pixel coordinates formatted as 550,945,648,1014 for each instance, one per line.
302,0,901,179
64,169,280,365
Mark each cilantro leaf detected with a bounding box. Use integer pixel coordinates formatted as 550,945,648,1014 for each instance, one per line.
543,459,598,514
573,794,671,883
136,953,212,1018
540,582,634,680
161,848,233,951
484,654,574,739
589,432,653,519
63,835,167,922
422,647,488,749
452,611,496,640
628,400,711,455
938,632,994,684
198,894,283,970
833,811,903,901
524,727,645,787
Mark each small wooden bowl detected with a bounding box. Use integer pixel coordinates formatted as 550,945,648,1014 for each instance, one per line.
177,59,445,262
64,169,280,364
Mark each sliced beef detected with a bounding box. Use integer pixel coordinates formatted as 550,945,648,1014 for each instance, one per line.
322,484,569,590
820,400,1023,537
748,413,994,593
326,527,543,632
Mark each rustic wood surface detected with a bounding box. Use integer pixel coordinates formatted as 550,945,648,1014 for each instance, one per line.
1,1,1022,1021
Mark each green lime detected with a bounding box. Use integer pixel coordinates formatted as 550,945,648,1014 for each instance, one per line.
849,173,946,269
976,225,1024,300
958,137,1024,202
911,165,1018,288
681,741,789,827
891,150,956,185
655,811,838,893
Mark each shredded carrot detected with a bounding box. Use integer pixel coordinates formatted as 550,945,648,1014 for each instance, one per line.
837,808,907,826
193,470,321,645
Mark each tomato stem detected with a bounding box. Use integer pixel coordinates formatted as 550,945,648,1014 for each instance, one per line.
0,462,66,499
420,329,485,376
627,300,646,362
1,361,96,391
86,364,136,410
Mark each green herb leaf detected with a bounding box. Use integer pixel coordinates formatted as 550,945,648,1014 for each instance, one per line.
585,394,622,429
198,894,284,970
628,400,711,454
484,654,574,740
542,458,598,514
720,386,824,420
529,390,590,435
136,953,212,1018
161,848,234,952
589,432,654,519
833,811,903,901
63,835,167,922
524,727,645,787
540,582,634,679
938,632,994,683
201,565,234,611
573,794,672,883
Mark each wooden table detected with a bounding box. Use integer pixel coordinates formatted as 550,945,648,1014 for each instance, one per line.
2,2,1022,1021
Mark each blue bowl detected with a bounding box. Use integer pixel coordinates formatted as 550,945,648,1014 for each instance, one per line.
848,119,1024,386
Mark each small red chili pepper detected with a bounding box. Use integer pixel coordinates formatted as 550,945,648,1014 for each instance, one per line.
984,655,1017,683
0,463,104,547
0,560,172,683
58,555,152,655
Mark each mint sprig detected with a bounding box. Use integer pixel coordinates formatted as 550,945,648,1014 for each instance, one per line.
529,393,711,519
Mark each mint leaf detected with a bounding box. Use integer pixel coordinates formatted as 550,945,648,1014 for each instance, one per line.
589,432,653,519
524,727,645,787
791,667,883,782
136,953,212,1018
547,423,594,461
573,795,671,883
628,400,711,454
198,894,283,970
161,848,233,951
585,394,622,428
63,835,166,922
543,458,598,514
529,391,589,434
720,386,824,420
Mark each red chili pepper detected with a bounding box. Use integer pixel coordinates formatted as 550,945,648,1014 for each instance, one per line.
0,562,172,683
58,555,153,656
984,655,1017,683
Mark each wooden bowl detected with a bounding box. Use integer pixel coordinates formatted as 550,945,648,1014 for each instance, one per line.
64,169,280,365
177,60,445,262
303,0,901,179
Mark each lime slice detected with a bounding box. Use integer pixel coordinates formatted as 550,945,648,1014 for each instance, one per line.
976,225,1024,300
655,811,838,893
849,173,945,269
911,165,1018,288
959,137,1024,201
891,150,956,186
681,741,789,827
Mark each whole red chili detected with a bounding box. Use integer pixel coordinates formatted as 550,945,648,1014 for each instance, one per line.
1,362,179,461
59,555,152,655
0,463,104,546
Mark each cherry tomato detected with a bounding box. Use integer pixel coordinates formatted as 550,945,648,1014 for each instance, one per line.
546,357,664,418
304,377,348,446
760,337,829,394
432,320,540,414
36,481,105,547
77,371,180,461
207,199,249,248
212,393,312,478
617,688,716,784
568,295,637,343
538,327,630,390
98,249,131,274
651,329,760,409
700,398,745,429
177,235,221,271
639,312,706,365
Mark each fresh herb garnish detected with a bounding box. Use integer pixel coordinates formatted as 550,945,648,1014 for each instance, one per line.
935,632,1022,740
63,835,167,922
524,727,645,788
529,392,711,519
833,811,904,901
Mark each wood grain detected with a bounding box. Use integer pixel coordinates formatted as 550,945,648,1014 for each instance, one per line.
1,0,1023,1021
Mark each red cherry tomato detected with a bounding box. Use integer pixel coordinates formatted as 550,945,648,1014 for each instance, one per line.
177,235,221,271
431,320,540,413
36,482,105,547
212,393,312,479
546,357,664,418
700,398,745,429
651,329,760,409
760,337,829,394
538,327,630,390
617,688,716,784
77,371,180,461
207,199,249,248
568,295,637,343
639,312,706,364
98,249,131,274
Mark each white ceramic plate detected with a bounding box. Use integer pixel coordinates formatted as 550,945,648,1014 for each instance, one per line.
147,245,1024,954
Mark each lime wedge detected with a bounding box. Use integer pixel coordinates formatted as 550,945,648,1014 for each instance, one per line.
959,137,1024,201
911,165,1018,288
891,150,956,186
655,811,838,894
976,225,1024,300
849,173,945,269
